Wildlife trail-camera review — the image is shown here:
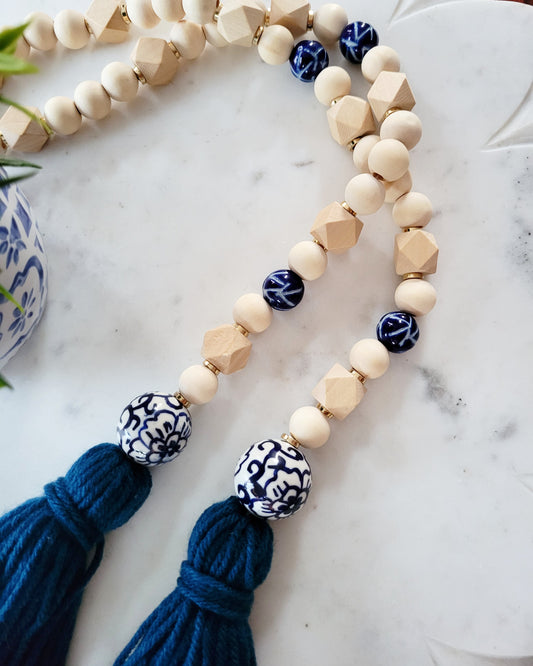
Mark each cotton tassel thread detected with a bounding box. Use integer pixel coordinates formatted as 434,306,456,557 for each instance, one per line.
0,443,152,666
115,496,274,666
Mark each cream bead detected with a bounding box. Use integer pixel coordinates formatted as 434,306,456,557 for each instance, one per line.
380,110,422,151
384,170,412,203
344,174,385,215
101,62,139,102
288,241,327,281
313,3,348,44
14,36,31,60
349,339,390,379
126,0,161,28
202,22,229,47
178,364,218,405
44,97,82,135
361,45,400,83
257,25,294,65
53,10,91,50
352,134,380,173
367,138,409,182
392,191,432,228
314,66,351,106
289,406,331,449
170,21,206,59
74,81,112,120
233,293,273,334
24,12,57,51
152,0,185,21
183,0,218,24
394,278,437,316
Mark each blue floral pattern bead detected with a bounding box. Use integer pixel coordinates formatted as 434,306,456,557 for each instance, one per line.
376,311,419,353
339,22,379,64
262,269,304,311
289,40,329,82
118,391,192,466
234,439,312,520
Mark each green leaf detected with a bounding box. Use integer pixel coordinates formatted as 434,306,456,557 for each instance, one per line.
0,95,52,134
0,373,13,390
0,53,38,76
0,284,24,313
0,23,30,53
0,172,38,187
0,157,41,169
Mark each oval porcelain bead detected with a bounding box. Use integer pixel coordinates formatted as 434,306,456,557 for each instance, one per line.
367,138,410,182
352,134,380,172
349,338,390,379
118,391,192,466
183,0,218,25
392,191,433,228
233,292,273,333
127,0,161,28
289,40,329,82
234,438,312,519
74,81,112,120
288,240,327,281
152,0,185,21
170,20,206,59
380,110,422,151
361,44,400,83
24,12,57,51
44,96,82,135
376,311,419,353
314,65,351,106
53,9,91,50
101,62,139,102
394,278,437,316
339,21,378,64
289,406,330,449
257,25,294,65
262,269,305,311
345,173,385,215
178,364,218,404
312,3,348,44
384,170,412,203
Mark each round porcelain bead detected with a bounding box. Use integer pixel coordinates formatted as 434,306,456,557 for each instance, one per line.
367,138,410,182
178,364,218,404
170,21,206,59
234,438,312,519
202,22,229,47
118,391,192,466
262,269,305,311
361,44,400,83
152,0,185,21
349,338,390,379
101,62,139,102
289,406,330,449
183,0,217,25
384,170,412,203
352,134,380,172
314,66,351,106
288,241,327,281
53,9,91,50
380,110,422,151
74,81,112,120
289,40,329,82
339,21,378,64
24,12,57,51
257,25,294,65
392,191,433,228
126,0,161,28
376,311,419,354
394,278,437,316
313,4,348,45
233,293,273,334
345,173,385,215
44,96,82,135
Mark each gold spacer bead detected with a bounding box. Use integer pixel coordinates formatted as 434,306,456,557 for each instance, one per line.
0,132,9,151
341,201,357,217
167,41,182,59
233,322,250,337
213,3,222,21
383,106,402,120
264,8,270,25
120,1,132,24
203,359,221,375
350,368,367,384
402,272,424,280
402,226,423,232
281,432,300,448
316,402,334,419
174,391,191,409
252,25,264,45
307,10,314,30
132,66,147,84
312,237,328,253
348,136,362,151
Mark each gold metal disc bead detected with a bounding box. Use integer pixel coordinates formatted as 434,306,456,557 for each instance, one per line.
120,1,131,24
203,359,221,375
173,392,191,409
281,433,300,448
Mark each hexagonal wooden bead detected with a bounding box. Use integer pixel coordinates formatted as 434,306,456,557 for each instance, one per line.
85,0,130,43
310,201,363,252
327,96,375,147
367,71,415,123
131,38,180,86
312,363,366,421
202,324,252,374
217,0,266,47
0,106,50,153
269,0,310,37
394,229,439,276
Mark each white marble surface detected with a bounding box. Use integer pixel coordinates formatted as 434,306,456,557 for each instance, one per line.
1,0,533,664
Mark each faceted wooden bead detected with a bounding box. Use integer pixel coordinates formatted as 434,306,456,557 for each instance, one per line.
203,22,229,47
327,95,375,146
394,229,439,275
202,324,252,374
153,0,185,21
178,364,218,404
183,0,218,24
312,3,348,44
24,12,57,51
288,240,327,280
54,9,91,49
127,0,161,28
380,110,422,150
345,174,385,215
85,0,130,43
44,97,82,136
367,71,415,123
170,21,206,59
392,191,432,228
101,62,139,102
0,106,50,153
367,138,410,182
352,134,380,173
384,170,412,203
217,0,266,47
131,38,180,86
257,25,294,65
349,338,389,379
310,201,363,252
361,44,400,83
394,278,437,316
311,362,366,421
232,293,273,333
314,66,351,106
74,81,112,120
269,0,310,38
289,405,330,448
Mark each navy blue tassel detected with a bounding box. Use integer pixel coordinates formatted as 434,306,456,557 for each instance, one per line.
0,443,152,666
115,496,273,666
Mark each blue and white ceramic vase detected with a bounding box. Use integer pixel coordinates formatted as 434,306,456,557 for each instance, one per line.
0,169,47,368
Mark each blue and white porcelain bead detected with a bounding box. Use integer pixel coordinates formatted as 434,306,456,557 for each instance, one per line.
117,391,192,466
289,40,329,82
234,438,312,520
376,311,419,353
262,269,304,311
339,21,379,64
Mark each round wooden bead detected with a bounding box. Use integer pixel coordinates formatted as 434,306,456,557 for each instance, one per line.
394,278,437,316
24,12,57,51
14,36,31,59
202,22,229,47
257,25,294,65
53,9,91,50
233,293,273,333
101,62,139,102
314,66,351,106
349,338,390,379
44,96,82,135
367,138,410,182
126,0,161,28
183,0,218,24
152,0,185,21
380,110,422,151
289,406,330,449
392,191,433,228
313,4,348,44
74,81,112,120
384,170,412,203
178,364,218,404
376,311,419,353
170,21,206,59
352,134,380,172
361,44,400,83
288,240,327,280
345,173,385,215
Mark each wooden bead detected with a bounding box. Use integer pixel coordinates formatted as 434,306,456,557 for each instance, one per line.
367,138,409,182
314,66,351,106
202,324,252,374
44,96,82,136
394,229,439,275
394,278,437,316
126,0,161,28
183,0,218,24
257,25,294,65
269,0,310,37
288,240,327,280
85,0,130,43
0,105,49,153
170,21,206,59
352,134,380,173
380,110,422,150
327,95,375,146
344,174,385,215
178,364,218,404
367,71,415,123
349,338,389,379
152,0,185,20
384,170,412,203
54,9,91,49
14,36,31,60
312,362,366,421
101,62,139,102
289,406,330,448
361,45,400,83
24,12,57,51
312,3,348,44
233,293,273,333
74,81,112,120
310,201,363,252
131,38,180,86
217,0,266,47
392,191,432,228
203,22,229,47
